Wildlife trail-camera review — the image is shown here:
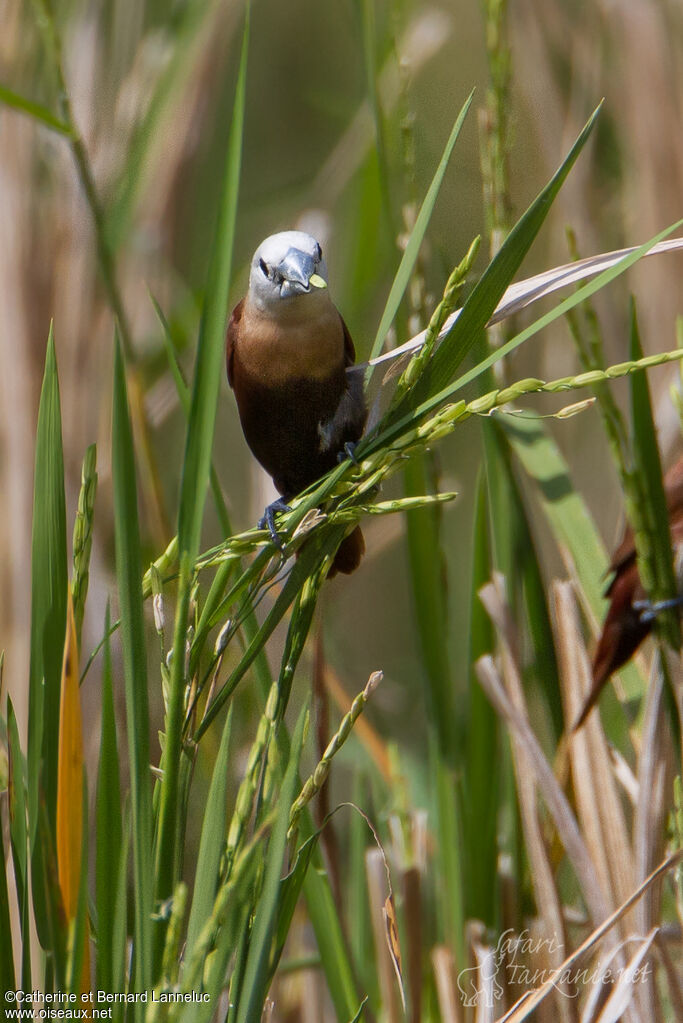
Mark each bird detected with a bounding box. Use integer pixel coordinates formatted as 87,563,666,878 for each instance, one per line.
574,455,683,729
226,230,367,576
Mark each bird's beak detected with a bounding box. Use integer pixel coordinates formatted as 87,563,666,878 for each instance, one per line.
278,248,327,296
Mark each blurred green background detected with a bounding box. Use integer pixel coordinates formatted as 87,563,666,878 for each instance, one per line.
2,0,683,918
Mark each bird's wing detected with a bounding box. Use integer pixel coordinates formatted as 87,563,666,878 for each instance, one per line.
574,558,650,730
606,457,683,589
605,527,636,590
340,315,356,366
225,299,244,388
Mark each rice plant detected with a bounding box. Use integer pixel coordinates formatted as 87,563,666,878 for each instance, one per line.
1,2,683,1021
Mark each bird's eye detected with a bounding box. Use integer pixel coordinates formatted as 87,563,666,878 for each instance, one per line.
259,258,268,277
315,243,322,262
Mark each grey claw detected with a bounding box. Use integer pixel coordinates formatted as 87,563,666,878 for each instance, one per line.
258,498,291,547
634,595,683,623
337,441,360,465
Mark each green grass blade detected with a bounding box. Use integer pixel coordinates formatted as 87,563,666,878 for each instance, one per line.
463,471,499,927
27,324,67,833
506,419,609,602
152,293,273,700
27,325,68,950
195,535,339,740
503,416,641,742
186,707,233,953
34,793,67,985
177,840,263,1020
66,779,89,996
432,743,466,968
225,905,252,1023
95,604,122,992
382,219,683,449
111,811,131,1022
484,424,561,734
7,698,30,989
0,794,15,991
71,444,97,647
359,0,394,241
201,909,249,1023
106,0,211,251
300,817,361,1021
349,772,376,1000
0,82,72,135
392,104,601,414
629,300,679,647
348,998,370,1023
403,456,456,757
273,829,322,958
520,523,563,734
176,8,248,562
152,294,231,537
369,90,475,362
0,702,14,986
112,331,153,997
155,7,249,910
235,702,308,1023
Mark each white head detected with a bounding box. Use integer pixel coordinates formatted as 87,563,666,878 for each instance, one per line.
247,230,330,312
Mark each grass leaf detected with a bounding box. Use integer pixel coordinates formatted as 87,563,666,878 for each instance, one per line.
111,812,131,1021
403,455,456,757
185,707,233,953
112,330,154,995
106,0,211,251
71,444,97,647
629,300,679,648
0,82,72,134
56,594,84,922
235,702,309,1023
95,603,122,993
66,779,90,999
152,294,231,537
463,471,499,927
369,90,475,362
7,698,31,989
504,415,643,741
154,5,249,910
176,8,248,562
27,324,68,948
393,105,602,414
195,534,340,740
300,816,363,1021
0,747,15,991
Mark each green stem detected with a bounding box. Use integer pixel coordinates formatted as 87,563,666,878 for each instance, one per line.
154,555,193,908
31,0,134,363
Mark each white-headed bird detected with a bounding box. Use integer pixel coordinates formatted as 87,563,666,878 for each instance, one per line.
226,231,367,575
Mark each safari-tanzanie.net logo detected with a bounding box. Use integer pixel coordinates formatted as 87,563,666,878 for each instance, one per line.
455,927,654,1009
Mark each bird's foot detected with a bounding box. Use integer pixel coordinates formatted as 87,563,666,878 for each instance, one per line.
633,595,683,623
337,441,360,466
258,497,291,547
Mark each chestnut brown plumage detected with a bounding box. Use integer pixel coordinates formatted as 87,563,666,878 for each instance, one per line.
226,231,367,576
574,455,683,729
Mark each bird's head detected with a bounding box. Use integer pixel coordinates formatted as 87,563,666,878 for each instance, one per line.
248,230,329,310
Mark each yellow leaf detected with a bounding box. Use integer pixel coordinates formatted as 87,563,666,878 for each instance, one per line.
57,591,91,1002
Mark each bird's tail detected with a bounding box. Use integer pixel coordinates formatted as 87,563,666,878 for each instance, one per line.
573,597,650,731
329,525,365,577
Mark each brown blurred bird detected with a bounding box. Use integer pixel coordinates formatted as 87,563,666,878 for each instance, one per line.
575,455,683,728
226,231,367,576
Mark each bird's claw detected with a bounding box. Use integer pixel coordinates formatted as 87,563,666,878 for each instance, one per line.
337,441,360,466
258,497,291,548
633,595,683,623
